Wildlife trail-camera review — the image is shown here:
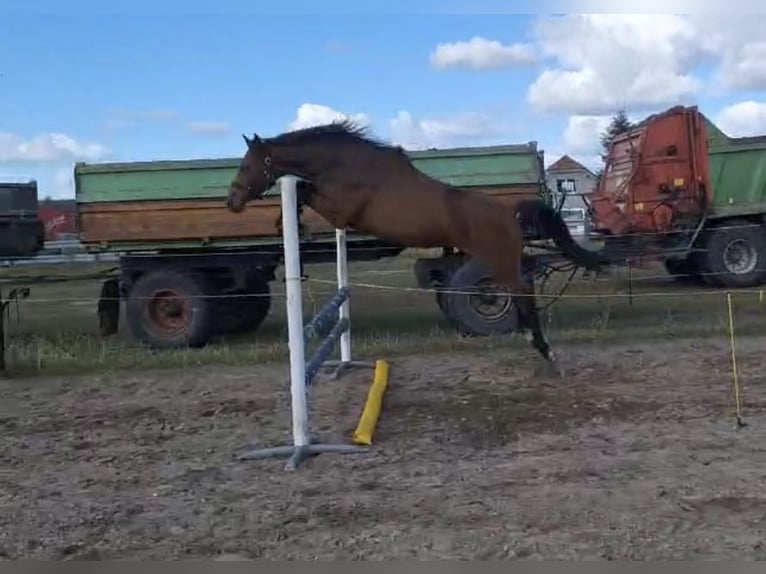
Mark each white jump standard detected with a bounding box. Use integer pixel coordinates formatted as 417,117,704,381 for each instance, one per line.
238,175,373,470
319,225,376,378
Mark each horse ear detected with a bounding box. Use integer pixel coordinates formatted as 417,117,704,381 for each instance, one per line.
242,133,262,148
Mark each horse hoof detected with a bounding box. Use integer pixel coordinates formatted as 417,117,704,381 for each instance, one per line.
455,330,474,343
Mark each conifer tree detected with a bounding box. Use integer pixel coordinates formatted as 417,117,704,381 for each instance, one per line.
595,108,633,184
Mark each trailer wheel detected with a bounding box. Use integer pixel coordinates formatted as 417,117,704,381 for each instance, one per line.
434,288,462,331
702,220,766,288
215,276,272,335
444,258,520,336
126,269,214,350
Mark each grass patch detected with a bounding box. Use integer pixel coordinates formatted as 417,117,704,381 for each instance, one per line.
1,255,764,377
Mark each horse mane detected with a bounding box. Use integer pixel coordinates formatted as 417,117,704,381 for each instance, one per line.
268,119,399,152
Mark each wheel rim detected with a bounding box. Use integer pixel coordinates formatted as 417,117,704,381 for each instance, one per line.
468,279,513,322
145,288,192,337
723,239,758,275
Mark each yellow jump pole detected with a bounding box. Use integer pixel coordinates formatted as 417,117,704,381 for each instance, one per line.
353,359,390,446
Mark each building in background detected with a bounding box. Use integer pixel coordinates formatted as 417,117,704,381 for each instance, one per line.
545,154,599,237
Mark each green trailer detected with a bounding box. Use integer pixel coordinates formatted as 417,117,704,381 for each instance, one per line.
705,119,766,220
75,142,548,349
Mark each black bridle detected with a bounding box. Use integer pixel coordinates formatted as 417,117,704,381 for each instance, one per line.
230,153,275,200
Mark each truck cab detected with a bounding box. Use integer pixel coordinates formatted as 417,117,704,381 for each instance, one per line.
0,181,46,259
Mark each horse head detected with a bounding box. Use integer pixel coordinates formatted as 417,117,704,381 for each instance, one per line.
227,133,274,213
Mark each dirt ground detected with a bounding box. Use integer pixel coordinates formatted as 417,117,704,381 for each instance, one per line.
2,335,766,560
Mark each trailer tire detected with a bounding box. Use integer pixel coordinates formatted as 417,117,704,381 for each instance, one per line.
444,258,520,336
702,220,766,288
126,268,214,350
435,288,463,331
215,277,272,335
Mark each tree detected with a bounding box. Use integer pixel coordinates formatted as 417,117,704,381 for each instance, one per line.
599,108,633,160
595,108,634,185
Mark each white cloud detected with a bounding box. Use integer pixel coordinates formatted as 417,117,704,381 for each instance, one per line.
0,133,109,163
389,110,501,149
430,36,537,70
527,15,704,115
288,103,369,131
187,120,230,137
713,40,766,91
423,15,766,116
715,101,766,138
562,115,613,156
288,104,506,150
435,0,764,12
562,111,643,155
51,166,74,199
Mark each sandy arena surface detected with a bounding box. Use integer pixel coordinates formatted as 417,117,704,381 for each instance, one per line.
2,336,766,560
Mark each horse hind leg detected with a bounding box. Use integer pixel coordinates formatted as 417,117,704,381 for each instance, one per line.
478,245,562,375
509,278,563,377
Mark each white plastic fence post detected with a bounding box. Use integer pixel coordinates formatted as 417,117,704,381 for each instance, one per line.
281,176,310,448
336,228,351,364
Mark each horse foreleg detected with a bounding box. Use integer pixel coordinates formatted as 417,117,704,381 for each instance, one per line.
274,209,283,234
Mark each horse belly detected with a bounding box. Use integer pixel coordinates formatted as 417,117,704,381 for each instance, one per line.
358,203,452,248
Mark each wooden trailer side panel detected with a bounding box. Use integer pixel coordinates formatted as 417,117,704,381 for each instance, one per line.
77,184,543,246
77,197,337,244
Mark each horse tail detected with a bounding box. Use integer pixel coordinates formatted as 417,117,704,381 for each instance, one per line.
514,198,606,271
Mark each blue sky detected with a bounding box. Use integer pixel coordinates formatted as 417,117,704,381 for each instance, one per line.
1,7,765,198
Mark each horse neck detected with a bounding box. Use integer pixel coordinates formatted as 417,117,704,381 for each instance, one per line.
268,137,392,184
268,140,334,181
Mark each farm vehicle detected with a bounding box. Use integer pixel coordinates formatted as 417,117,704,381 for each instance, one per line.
0,181,46,259
74,143,553,349
409,104,766,335
588,104,766,289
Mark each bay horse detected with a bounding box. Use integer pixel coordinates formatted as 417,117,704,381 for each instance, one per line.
226,121,606,371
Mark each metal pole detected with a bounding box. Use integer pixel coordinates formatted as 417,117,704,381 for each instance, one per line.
336,228,351,364
281,176,310,448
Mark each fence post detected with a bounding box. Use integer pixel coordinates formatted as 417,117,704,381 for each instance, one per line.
281,175,311,450
336,228,351,364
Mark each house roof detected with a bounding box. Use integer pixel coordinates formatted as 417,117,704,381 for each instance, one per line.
546,154,595,175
